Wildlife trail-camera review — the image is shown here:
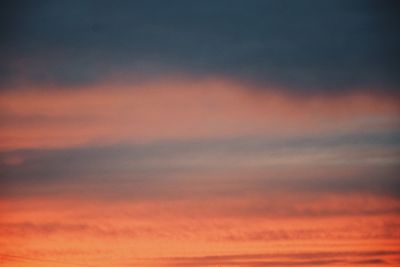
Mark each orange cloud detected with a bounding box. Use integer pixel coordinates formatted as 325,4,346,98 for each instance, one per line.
1,78,398,151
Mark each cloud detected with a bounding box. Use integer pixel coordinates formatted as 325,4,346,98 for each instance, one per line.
1,0,399,94
1,79,398,150
158,250,398,266
1,129,399,201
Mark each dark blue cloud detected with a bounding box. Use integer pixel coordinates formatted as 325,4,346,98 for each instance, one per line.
1,132,399,199
1,0,399,93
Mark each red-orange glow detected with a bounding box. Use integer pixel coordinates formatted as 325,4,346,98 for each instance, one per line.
1,193,399,267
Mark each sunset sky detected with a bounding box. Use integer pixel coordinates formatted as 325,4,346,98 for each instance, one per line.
1,1,400,267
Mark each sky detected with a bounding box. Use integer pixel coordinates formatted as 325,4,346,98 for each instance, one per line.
0,1,400,267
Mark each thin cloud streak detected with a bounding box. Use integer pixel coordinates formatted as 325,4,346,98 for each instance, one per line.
157,250,399,267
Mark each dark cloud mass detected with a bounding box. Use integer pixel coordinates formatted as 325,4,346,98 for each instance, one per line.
0,0,399,93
